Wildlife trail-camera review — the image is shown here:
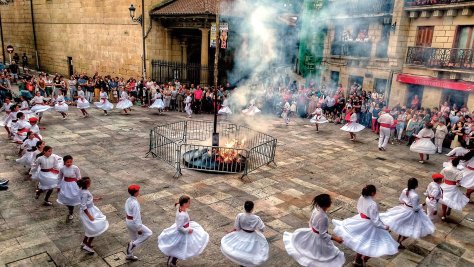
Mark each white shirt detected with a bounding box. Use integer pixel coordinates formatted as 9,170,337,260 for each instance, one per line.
100,92,108,100
185,96,192,105
21,137,39,150
441,163,462,182
80,189,94,211
125,196,143,230
425,182,442,201
31,154,60,173
416,128,435,139
399,189,421,212
356,196,386,229
31,96,44,105
234,213,265,232
350,113,358,122
56,95,65,103
378,113,394,125
446,147,469,157
20,101,29,110
309,208,331,240
120,91,128,101
175,208,191,233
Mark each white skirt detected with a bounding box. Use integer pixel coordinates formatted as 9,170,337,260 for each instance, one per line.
283,229,345,267
410,138,436,154
332,216,398,258
77,98,90,109
116,99,133,110
0,114,10,127
242,106,261,116
158,221,209,260
37,171,59,190
16,151,35,167
340,122,365,133
94,100,114,111
13,130,28,143
57,180,81,206
461,170,474,188
218,106,232,115
380,205,435,239
30,105,51,113
440,184,469,211
221,230,269,267
80,205,109,237
150,99,165,109
54,103,69,112
310,115,329,124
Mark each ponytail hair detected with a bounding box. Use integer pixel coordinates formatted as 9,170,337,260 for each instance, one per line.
407,178,418,196
175,195,190,207
77,177,91,189
361,185,376,197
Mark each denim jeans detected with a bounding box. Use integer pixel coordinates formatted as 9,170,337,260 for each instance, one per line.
396,122,405,140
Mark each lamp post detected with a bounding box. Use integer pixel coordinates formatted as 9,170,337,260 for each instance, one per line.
212,0,221,147
129,2,146,79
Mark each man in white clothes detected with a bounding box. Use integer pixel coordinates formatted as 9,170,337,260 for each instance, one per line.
125,184,152,261
377,109,394,151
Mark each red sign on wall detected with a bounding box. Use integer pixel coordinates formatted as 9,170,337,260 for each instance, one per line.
397,74,474,92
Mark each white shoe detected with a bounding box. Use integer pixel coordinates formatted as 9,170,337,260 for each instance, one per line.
82,245,95,253
419,160,424,164
67,214,74,221
126,255,138,261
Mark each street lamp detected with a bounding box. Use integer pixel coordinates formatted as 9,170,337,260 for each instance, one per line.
129,3,146,78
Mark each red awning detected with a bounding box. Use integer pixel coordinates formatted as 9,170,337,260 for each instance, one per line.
397,74,474,92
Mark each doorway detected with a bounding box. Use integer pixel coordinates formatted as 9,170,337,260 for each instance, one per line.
67,57,73,77
442,89,468,108
406,84,424,109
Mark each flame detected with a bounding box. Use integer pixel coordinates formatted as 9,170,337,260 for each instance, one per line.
215,138,246,163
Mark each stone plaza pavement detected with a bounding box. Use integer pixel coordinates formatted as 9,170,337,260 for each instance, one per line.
0,107,473,267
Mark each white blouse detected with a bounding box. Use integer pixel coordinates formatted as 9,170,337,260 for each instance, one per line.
309,208,331,240
125,196,143,230
175,208,191,234
356,196,386,229
425,182,442,201
234,213,265,232
399,189,421,212
80,189,94,210
441,163,463,182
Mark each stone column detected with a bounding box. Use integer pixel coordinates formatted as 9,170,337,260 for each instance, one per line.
200,28,210,85
165,28,172,61
180,41,188,64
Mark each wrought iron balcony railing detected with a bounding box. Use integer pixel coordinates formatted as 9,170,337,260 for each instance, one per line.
331,41,373,58
405,0,474,7
406,46,474,70
329,0,393,16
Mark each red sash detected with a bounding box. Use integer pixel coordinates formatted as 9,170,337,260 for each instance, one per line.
126,215,133,220
41,168,59,174
379,123,391,128
64,177,77,182
183,223,189,228
311,227,320,234
360,213,370,219
444,180,457,186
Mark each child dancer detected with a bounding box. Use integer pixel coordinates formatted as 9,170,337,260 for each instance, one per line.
184,92,193,118
333,185,398,266
242,99,261,116
31,146,61,206
221,201,269,267
410,122,436,164
76,86,90,118
30,91,50,124
440,157,469,220
380,178,435,249
461,151,474,202
150,90,165,113
116,88,133,114
281,101,291,126
218,95,232,119
435,119,448,154
57,155,82,221
425,173,444,220
16,131,39,165
12,112,30,144
78,177,109,254
125,184,153,261
309,103,328,132
54,90,69,119
28,117,42,140
94,88,114,116
30,140,45,180
158,195,209,267
340,106,365,141
284,194,345,267
2,104,19,138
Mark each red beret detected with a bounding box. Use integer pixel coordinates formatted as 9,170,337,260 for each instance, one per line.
432,173,444,180
128,184,140,191
29,117,38,123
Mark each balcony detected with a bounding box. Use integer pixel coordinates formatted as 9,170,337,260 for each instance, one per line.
406,46,474,71
405,0,474,13
331,41,372,58
329,0,393,18
406,0,474,7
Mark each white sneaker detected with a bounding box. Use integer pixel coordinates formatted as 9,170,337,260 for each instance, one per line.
126,255,138,261
67,214,74,221
82,245,95,253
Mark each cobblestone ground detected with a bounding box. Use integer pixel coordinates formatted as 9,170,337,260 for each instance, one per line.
0,106,473,267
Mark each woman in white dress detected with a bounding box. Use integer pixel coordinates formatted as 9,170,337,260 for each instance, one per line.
29,140,45,180
333,185,398,266
78,177,109,254
12,112,31,144
242,99,261,116
218,95,232,118
57,155,82,222
76,86,90,118
31,146,62,206
16,131,40,168
158,195,209,267
380,178,435,249
116,88,133,114
410,122,436,164
150,90,165,112
310,104,329,132
94,88,114,115
284,194,345,267
221,201,269,267
461,151,474,202
340,106,365,141
440,157,469,220
54,90,69,119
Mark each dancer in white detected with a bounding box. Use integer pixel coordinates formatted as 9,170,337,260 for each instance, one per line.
31,146,61,206
309,103,328,132
340,106,365,141
116,88,133,114
378,109,394,151
16,131,40,168
221,200,269,267
281,101,291,126
12,112,30,144
94,88,114,115
184,92,193,118
333,185,398,266
424,173,444,220
284,194,345,267
150,90,165,113
28,117,42,140
2,104,19,138
218,95,232,119
0,98,13,134
158,195,209,267
440,157,469,220
30,91,51,124
57,155,82,222
242,99,261,116
54,90,69,119
380,178,435,249
410,122,436,163
78,177,109,254
76,86,90,118
461,151,474,202
125,184,153,261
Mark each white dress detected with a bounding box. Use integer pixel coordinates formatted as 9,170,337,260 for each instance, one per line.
221,213,269,267
150,92,165,109
340,113,365,133
310,108,329,124
30,96,51,113
158,208,209,260
424,182,443,218
54,95,69,112
440,163,469,210
218,99,232,115
76,90,90,109
380,189,435,238
461,160,474,189
79,189,109,237
57,165,82,206
16,138,40,167
31,154,63,190
284,208,345,267
410,128,436,154
12,119,31,143
242,99,261,116
333,196,398,257
184,96,193,115
30,124,42,140
116,91,133,110
94,92,114,111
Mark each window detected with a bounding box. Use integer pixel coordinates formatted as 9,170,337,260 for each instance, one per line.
415,26,434,47
330,71,339,88
374,78,387,94
455,25,474,49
